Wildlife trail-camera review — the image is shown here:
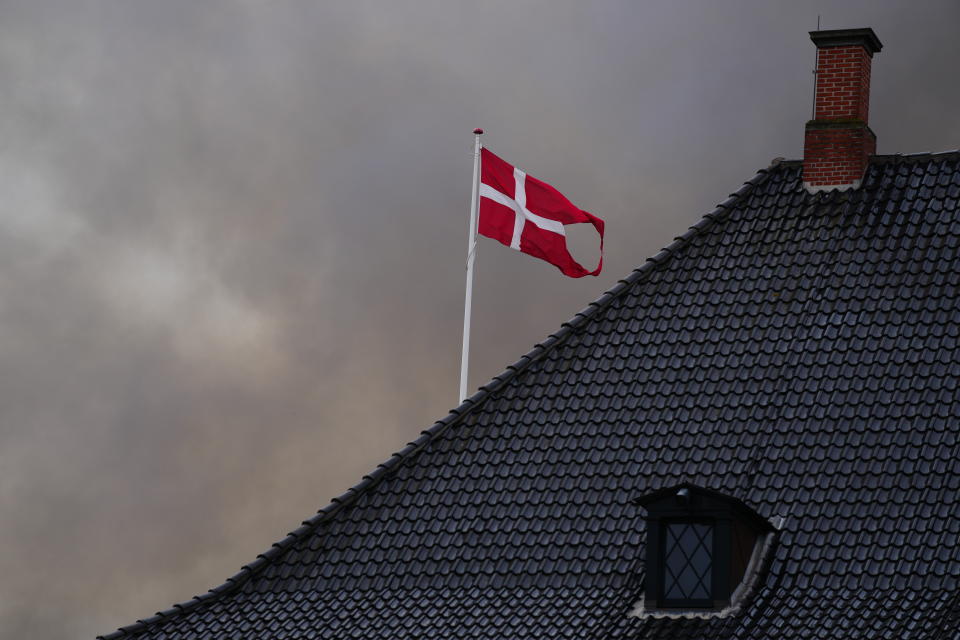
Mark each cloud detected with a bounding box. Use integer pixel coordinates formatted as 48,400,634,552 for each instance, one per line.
0,2,956,638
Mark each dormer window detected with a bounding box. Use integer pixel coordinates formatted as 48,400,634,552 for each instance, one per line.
634,484,776,614
663,521,713,604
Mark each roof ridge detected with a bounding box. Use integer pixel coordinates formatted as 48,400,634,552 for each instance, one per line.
776,149,960,167
871,149,960,163
97,158,786,640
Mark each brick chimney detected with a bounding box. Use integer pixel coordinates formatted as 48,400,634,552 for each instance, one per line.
803,28,883,192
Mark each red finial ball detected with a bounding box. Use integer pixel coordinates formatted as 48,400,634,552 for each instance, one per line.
473,128,484,135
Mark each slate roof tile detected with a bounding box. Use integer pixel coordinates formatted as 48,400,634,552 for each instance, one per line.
99,151,960,639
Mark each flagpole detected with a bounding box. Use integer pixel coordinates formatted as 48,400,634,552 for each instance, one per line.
459,128,483,403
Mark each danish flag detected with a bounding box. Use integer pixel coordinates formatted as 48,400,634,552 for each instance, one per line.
478,148,604,277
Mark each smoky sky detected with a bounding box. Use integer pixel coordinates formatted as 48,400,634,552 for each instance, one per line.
1,1,958,638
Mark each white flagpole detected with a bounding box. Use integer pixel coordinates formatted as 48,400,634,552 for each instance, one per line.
459,128,483,403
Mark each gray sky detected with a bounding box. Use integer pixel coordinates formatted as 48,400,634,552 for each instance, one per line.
1,2,958,638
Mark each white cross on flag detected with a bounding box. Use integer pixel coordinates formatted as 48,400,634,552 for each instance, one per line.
478,148,604,277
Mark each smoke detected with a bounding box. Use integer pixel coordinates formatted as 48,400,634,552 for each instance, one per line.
0,2,956,638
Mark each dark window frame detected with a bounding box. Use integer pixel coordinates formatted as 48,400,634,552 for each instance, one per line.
636,484,773,611
659,518,717,607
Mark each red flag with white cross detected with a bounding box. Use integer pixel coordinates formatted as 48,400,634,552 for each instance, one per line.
458,131,606,403
477,148,604,278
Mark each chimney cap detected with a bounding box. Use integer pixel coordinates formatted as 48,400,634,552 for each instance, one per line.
810,28,882,55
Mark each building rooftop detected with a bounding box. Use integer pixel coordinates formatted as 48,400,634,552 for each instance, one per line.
100,150,960,639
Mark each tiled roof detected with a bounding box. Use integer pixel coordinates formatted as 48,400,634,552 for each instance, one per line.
99,150,960,640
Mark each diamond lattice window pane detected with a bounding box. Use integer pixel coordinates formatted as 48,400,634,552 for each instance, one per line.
664,523,713,600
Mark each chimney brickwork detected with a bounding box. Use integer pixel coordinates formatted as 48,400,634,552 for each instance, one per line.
803,29,883,192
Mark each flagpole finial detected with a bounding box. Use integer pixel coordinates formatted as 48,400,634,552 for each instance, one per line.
473,128,484,135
